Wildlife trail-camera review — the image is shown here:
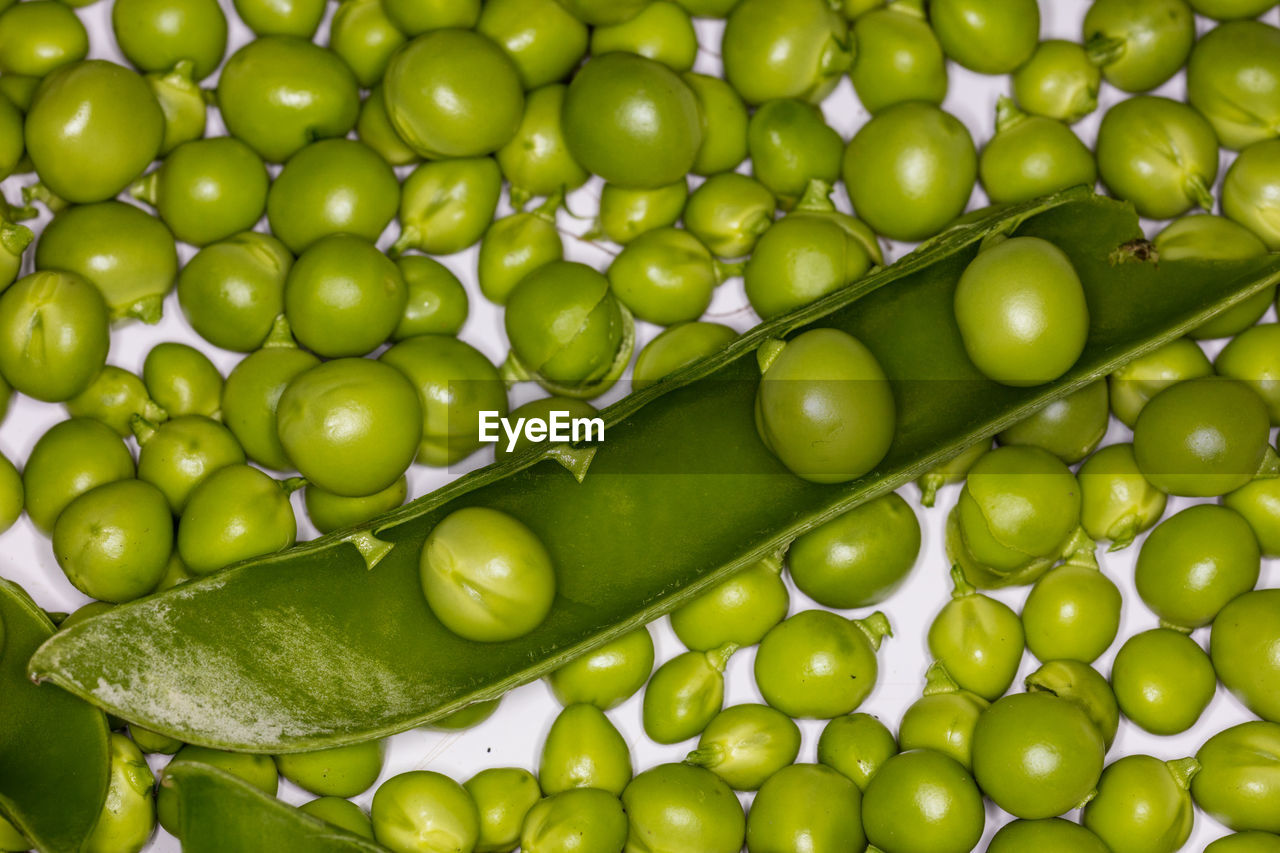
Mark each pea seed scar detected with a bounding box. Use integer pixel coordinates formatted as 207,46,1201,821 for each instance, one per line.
478,410,604,452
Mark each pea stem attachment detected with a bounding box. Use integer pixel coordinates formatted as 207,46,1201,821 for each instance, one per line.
260,315,298,349
854,611,893,651
341,530,395,571
1084,34,1126,68
1,198,35,223
949,564,976,599
1060,527,1099,570
705,643,739,673
1165,757,1201,790
129,171,160,208
795,179,837,213
0,220,33,257
713,259,745,282
130,415,159,446
921,661,961,696
994,96,1029,134
120,294,165,325
21,182,67,214
1184,173,1215,212
1254,446,1280,480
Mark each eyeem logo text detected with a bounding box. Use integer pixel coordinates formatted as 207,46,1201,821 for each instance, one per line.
479,410,605,453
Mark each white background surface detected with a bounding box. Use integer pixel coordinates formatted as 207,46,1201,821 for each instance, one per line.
2,0,1279,849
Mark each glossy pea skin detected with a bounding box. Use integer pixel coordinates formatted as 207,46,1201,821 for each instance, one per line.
0,271,108,402
464,767,540,853
383,29,523,160
747,99,842,209
1108,337,1213,427
972,692,1105,819
135,415,243,513
1084,755,1200,853
394,157,502,256
1224,468,1280,558
754,610,890,719
843,101,976,242
497,85,589,207
643,646,734,744
177,233,292,353
557,0,649,25
1224,140,1280,251
816,713,896,791
1218,326,1280,424
546,627,654,710
370,771,480,853
382,0,479,33
85,733,156,853
861,749,984,853
283,234,407,358
633,322,737,389
788,493,920,609
722,0,850,105
954,236,1088,388
216,37,359,163
897,663,988,770
0,74,36,112
328,0,405,88
221,340,319,471
933,0,1038,74
755,328,895,484
143,343,222,419
683,174,775,260
1212,589,1280,724
304,477,406,535
998,382,1107,465
421,506,555,643
0,2,87,77
36,200,178,324
133,138,268,249
607,227,718,326
147,61,209,155
232,0,325,36
1012,40,1102,124
540,703,632,795
928,567,1024,701
674,0,739,12
478,210,563,307
621,764,745,853
1194,722,1280,835
390,255,469,338
111,0,227,80
267,139,399,254
1156,215,1272,340
683,73,748,176
1112,628,1216,735
988,819,1110,853
0,451,20,535
276,358,422,496
849,2,947,115
1187,22,1280,152
597,181,688,245
0,92,21,180
53,479,172,603
979,101,1098,205
521,788,627,853
1022,563,1121,664
1133,377,1272,497
177,464,296,575
1096,96,1218,219
1206,833,1280,853
298,798,374,839
1083,0,1194,92
745,764,864,853
1025,659,1120,749
23,417,134,534
669,560,787,651
685,704,800,791
591,1,696,72
158,745,279,834
274,740,384,798
562,52,700,189
357,85,419,168
476,0,588,90
381,335,508,467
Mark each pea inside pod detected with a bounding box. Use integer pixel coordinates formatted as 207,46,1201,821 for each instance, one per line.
1025,659,1120,749
633,322,739,390
997,380,1108,464
304,477,407,535
539,703,632,795
684,703,800,791
642,644,736,744
754,609,891,719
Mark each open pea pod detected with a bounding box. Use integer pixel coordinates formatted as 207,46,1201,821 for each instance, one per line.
0,579,110,852
165,761,384,852
29,189,1280,753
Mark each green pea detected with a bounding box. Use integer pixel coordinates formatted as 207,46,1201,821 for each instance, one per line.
788,492,920,609
1218,324,1280,423
755,328,895,483
621,764,745,853
371,771,479,853
521,788,627,853
897,662,988,771
129,723,182,755
755,610,891,719
0,73,37,112
545,627,654,710
643,645,734,744
1108,337,1213,427
540,703,632,795
591,1,695,71
1156,215,1272,339
557,0,649,25
1022,562,1120,664
682,174,775,260
1194,722,1280,835
381,0,478,33
23,417,134,534
988,819,1110,853
381,335,509,467
329,0,405,88
277,358,422,496
747,99,842,209
231,0,325,36
722,0,850,104
497,85,589,208
146,61,209,155
158,745,278,834
356,85,419,168
745,764,864,853
634,322,737,390
1083,755,1199,853
927,566,1024,701
393,157,502,257
684,704,799,791
220,326,319,470
477,0,588,90
1207,833,1280,853
298,798,374,839
562,52,701,189
1098,95,1218,218
36,200,178,324
1212,589,1280,723
849,0,946,114
143,343,222,420
0,450,19,535
1187,21,1280,151
674,0,739,13
1012,40,1102,124
980,98,1097,205
177,232,292,353
135,414,245,514
862,750,985,853
597,180,688,246
284,234,407,358
998,382,1107,465
427,697,503,731
1083,0,1194,93
275,740,385,798
53,479,172,602
267,138,399,254
494,396,600,459
816,713,897,792
216,37,359,163
607,227,721,325
304,477,407,535
1224,140,1280,250
85,733,156,853
151,551,194,593
915,440,989,508
0,271,109,402
1223,461,1280,557
1112,628,1216,735
932,0,1038,74
682,73,748,176
111,0,226,80
0,1,87,77
478,205,563,307
843,101,976,242
463,768,540,853
0,92,19,181
177,464,297,575
1025,659,1120,749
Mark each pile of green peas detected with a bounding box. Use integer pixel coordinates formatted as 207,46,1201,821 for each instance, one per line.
3,0,1280,849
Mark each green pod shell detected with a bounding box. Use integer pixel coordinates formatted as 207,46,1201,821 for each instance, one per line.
158,745,278,834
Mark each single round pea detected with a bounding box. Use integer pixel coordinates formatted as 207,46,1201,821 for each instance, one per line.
1025,659,1120,749
683,72,748,176
621,764,745,853
328,0,405,88
591,1,695,71
1207,833,1280,853
277,358,422,496
897,663,988,770
146,61,207,155
746,764,864,853
356,85,419,168
131,138,267,249
998,381,1107,464
129,723,182,755
816,713,897,792
371,771,479,853
1083,755,1200,853
685,704,800,792
0,270,108,403
478,208,562,307
722,0,850,104
267,138,399,254
1112,628,1215,735
861,749,985,853
755,328,895,484
494,396,600,459
683,174,775,260
0,451,19,535
421,506,555,643
1156,215,1272,340
1212,589,1280,723
85,733,156,853
496,84,589,208
220,333,320,470
111,0,227,80
381,0,479,33
1188,21,1280,152
980,98,1098,205
755,610,891,719
643,645,734,744
1022,562,1121,664
597,180,688,246
1096,96,1218,219
53,479,172,603
283,234,407,358
177,464,297,575
607,227,719,326
231,0,326,36
849,2,946,115
1224,140,1280,250
1109,337,1213,427
158,745,278,834
1218,326,1280,424
143,343,222,420
136,415,245,513
1194,722,1280,834
476,0,587,90
177,232,292,353
540,703,631,795
747,99,842,209
1083,0,1194,93
1012,40,1102,124
393,157,502,257
927,566,1025,700
298,798,374,839
843,101,976,242
988,819,1111,853
0,73,36,112
305,477,407,535
634,322,737,390
521,788,627,853
933,0,1038,74
464,767,540,853
545,627,654,710
557,0,650,25
23,417,134,534
0,2,87,77
216,37,359,163
275,740,384,798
